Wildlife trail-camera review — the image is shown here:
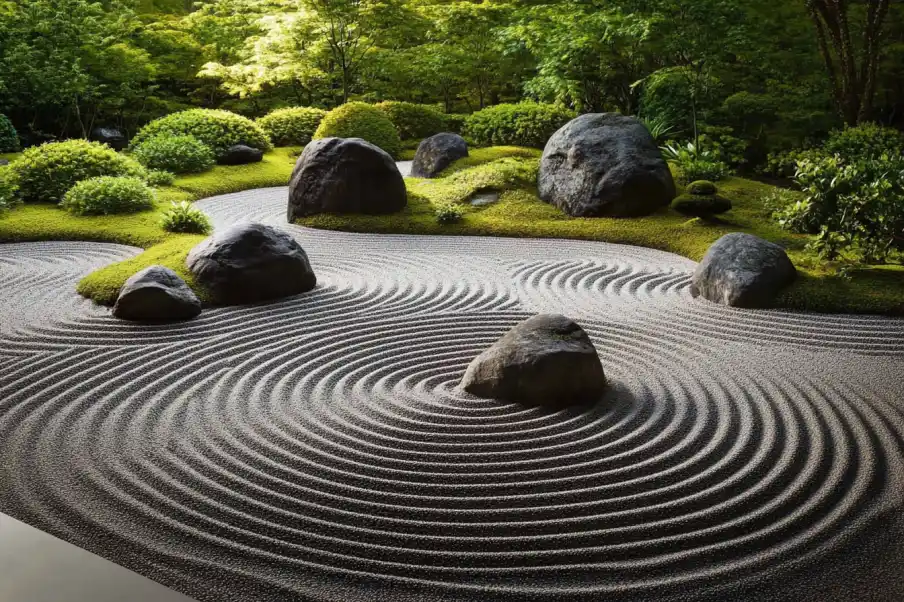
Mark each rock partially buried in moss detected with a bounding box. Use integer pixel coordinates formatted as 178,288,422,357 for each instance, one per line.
287,137,406,221
186,222,316,305
113,265,201,322
218,144,263,165
411,133,468,178
461,314,607,407
671,193,732,217
691,233,797,308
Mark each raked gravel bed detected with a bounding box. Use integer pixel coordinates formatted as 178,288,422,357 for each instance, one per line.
0,185,903,602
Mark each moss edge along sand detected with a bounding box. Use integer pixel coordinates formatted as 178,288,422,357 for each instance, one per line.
0,146,901,314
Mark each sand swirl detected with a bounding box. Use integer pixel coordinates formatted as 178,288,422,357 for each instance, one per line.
0,186,903,601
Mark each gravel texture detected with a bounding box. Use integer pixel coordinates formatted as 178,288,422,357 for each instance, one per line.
1,185,903,602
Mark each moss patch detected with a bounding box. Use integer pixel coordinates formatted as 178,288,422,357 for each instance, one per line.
300,153,904,316
0,148,297,305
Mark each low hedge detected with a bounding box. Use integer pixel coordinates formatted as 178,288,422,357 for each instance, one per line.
463,103,576,148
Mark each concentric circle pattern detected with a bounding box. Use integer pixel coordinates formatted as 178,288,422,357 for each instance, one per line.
1,186,904,602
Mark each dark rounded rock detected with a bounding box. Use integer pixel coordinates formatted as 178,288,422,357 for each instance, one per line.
691,233,797,308
287,137,406,221
186,223,316,305
90,127,127,151
218,144,264,165
461,314,607,407
112,265,201,322
538,113,676,217
411,133,469,178
672,194,732,217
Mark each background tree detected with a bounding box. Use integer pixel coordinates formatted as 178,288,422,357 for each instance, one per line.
804,0,891,124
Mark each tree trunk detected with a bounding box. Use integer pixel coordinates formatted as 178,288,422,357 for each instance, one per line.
805,0,891,125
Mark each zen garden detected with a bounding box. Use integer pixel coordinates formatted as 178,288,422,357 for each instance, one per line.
0,0,902,601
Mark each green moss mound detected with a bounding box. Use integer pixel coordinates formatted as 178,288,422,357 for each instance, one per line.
0,114,19,153
463,103,576,148
686,180,717,195
375,101,446,140
11,140,145,203
313,102,402,158
131,109,272,159
132,134,215,174
257,107,327,146
671,193,732,217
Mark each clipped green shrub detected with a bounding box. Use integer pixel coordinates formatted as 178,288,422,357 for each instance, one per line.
131,109,272,159
0,114,19,153
463,103,576,149
375,101,446,140
686,180,716,195
146,169,176,187
11,139,145,203
443,114,468,135
160,200,211,234
132,134,215,174
313,102,402,158
435,203,464,224
61,176,155,216
0,169,20,212
257,107,328,146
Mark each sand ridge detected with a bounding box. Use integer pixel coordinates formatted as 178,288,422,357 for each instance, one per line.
0,186,903,602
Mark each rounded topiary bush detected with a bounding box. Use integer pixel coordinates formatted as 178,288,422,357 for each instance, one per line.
375,101,446,141
463,103,576,149
145,169,175,187
0,114,19,153
686,180,717,195
313,102,402,159
0,169,20,212
61,176,155,216
11,139,146,203
132,134,215,174
257,107,328,146
131,109,272,159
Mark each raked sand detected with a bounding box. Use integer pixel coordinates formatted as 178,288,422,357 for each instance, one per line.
1,186,903,602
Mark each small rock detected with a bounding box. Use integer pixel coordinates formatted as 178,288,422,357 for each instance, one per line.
691,233,797,308
0,159,9,167
90,127,128,151
411,133,469,178
218,144,264,165
469,191,500,207
461,314,607,407
186,223,316,305
287,137,406,221
112,265,201,322
538,113,675,217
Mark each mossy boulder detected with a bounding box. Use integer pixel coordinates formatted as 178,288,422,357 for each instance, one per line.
671,194,732,218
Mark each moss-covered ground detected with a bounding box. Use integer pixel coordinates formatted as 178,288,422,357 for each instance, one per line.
1,145,901,314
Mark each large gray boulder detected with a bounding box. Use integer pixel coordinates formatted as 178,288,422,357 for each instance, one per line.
411,133,468,178
112,265,201,322
461,314,607,407
691,233,797,308
186,223,316,305
538,113,675,217
287,137,406,221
